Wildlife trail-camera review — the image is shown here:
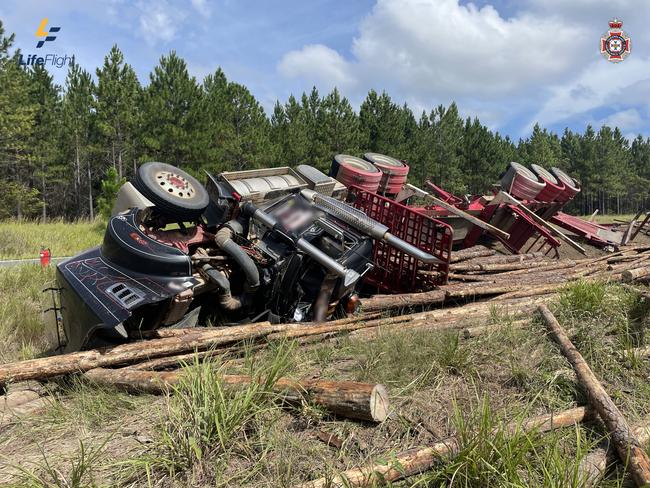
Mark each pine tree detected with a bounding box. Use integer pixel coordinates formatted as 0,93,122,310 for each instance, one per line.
219,81,273,170
431,103,465,194
27,65,61,219
95,45,141,179
318,88,361,171
142,51,201,168
275,95,311,166
0,20,39,218
61,61,97,218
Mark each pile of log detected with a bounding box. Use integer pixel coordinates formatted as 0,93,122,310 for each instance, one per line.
363,245,650,312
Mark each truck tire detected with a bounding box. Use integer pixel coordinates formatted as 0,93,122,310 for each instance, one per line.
133,162,209,221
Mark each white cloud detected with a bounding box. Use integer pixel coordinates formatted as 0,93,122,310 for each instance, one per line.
277,0,650,134
530,57,650,130
137,0,183,44
191,0,211,17
279,44,356,90
598,108,643,130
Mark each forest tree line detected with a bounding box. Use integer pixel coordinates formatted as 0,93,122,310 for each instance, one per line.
0,20,648,221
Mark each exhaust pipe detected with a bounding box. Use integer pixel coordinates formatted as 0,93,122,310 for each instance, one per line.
241,202,361,288
301,190,443,265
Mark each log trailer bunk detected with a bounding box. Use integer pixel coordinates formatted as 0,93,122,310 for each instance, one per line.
331,153,647,260
330,154,586,261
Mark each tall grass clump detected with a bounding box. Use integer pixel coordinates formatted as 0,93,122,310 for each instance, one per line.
0,265,56,362
139,343,295,480
417,397,601,487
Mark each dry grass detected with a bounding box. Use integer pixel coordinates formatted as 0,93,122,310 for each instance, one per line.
0,264,58,362
0,219,104,260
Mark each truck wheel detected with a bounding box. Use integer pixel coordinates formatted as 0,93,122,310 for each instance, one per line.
134,162,209,221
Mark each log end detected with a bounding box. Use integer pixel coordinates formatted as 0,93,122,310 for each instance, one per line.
370,384,390,422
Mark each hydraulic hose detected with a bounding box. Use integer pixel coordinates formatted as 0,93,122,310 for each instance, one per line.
200,263,244,311
214,224,260,291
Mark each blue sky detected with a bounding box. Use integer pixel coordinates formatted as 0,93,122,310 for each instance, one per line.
1,0,649,140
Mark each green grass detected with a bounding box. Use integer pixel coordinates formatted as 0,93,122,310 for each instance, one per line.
0,219,104,260
123,344,295,484
579,214,636,224
0,264,57,362
414,397,605,488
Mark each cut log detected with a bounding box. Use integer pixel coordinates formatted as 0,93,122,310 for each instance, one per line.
451,259,557,274
128,348,249,371
579,413,650,486
0,322,295,388
490,283,561,301
84,368,389,423
623,266,650,282
538,304,650,487
301,406,596,488
350,296,553,340
494,259,580,277
451,252,543,270
449,246,497,263
362,290,446,312
447,272,496,282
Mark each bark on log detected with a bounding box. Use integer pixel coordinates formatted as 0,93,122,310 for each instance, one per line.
489,283,562,301
538,304,650,487
350,296,553,340
362,290,446,312
300,406,596,488
449,246,497,263
137,315,381,340
494,259,580,277
447,272,496,282
0,322,295,388
84,368,389,423
623,266,650,282
128,348,249,371
0,295,551,387
451,260,555,273
579,414,650,486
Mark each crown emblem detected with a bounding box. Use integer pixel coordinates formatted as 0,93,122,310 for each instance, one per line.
600,18,630,63
608,18,623,29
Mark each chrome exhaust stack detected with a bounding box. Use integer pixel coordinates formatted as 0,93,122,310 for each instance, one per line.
300,189,443,265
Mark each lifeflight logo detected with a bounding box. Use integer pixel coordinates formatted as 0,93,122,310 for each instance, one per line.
35,18,60,48
18,18,73,68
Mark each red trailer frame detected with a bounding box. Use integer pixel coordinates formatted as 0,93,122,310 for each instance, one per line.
347,185,453,293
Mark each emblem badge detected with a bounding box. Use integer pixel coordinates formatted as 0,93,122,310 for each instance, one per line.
600,18,631,63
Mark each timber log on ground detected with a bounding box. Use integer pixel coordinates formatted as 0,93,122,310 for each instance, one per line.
84,368,390,423
301,406,597,488
538,304,650,487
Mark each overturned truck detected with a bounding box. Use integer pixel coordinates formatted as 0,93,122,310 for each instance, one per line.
56,162,440,351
